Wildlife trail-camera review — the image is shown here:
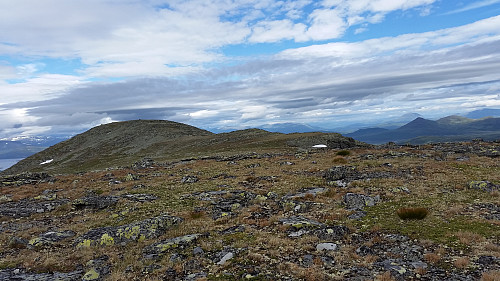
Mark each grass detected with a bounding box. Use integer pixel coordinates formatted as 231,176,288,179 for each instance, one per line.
396,207,428,220
0,143,499,280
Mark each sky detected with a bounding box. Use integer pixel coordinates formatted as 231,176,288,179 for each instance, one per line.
1,0,500,139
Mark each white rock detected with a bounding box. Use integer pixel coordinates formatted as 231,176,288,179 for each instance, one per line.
217,252,234,265
316,243,338,251
312,144,327,148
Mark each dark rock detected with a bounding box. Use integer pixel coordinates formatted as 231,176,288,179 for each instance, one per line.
72,195,119,210
324,166,361,183
301,254,314,267
184,272,207,281
343,193,379,210
28,230,76,249
477,255,497,265
468,181,499,192
122,193,158,202
8,236,28,249
83,255,111,281
219,225,245,235
143,234,200,259
193,247,204,256
0,172,55,187
356,245,373,256
75,214,183,248
347,210,367,220
163,268,178,280
315,225,350,241
183,259,203,274
283,187,328,200
0,268,84,280
133,158,155,169
181,176,199,183
0,198,69,218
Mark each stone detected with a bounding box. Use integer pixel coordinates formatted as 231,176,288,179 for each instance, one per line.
72,195,119,210
316,243,338,251
121,193,158,202
28,230,76,249
75,214,183,248
217,252,234,265
343,193,379,210
0,198,69,218
181,176,199,183
468,181,499,192
143,234,201,259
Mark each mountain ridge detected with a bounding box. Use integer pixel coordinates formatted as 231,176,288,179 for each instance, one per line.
1,120,363,175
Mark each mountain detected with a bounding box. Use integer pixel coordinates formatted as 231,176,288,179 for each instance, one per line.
346,116,500,144
258,122,325,133
0,141,46,159
2,120,363,175
465,108,500,119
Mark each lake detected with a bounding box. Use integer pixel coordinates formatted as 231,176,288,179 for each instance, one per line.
0,158,23,171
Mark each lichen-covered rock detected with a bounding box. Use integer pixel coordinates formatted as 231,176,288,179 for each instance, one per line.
315,225,350,241
343,193,380,210
121,193,158,202
280,216,325,237
0,198,69,218
75,214,183,248
28,230,76,249
0,172,55,187
181,175,199,183
72,195,119,210
468,180,499,192
143,234,201,259
83,256,111,281
0,268,84,280
324,166,361,182
283,187,328,200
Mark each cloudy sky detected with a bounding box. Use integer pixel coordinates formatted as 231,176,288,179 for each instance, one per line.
1,0,500,138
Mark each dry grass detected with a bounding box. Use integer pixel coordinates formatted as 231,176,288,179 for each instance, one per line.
375,271,396,281
424,253,441,264
453,257,470,269
481,271,500,281
455,231,486,245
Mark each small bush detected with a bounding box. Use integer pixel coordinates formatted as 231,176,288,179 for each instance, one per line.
396,207,428,220
332,156,348,164
336,150,351,156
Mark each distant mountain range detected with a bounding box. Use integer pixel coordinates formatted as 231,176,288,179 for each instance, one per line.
346,116,500,144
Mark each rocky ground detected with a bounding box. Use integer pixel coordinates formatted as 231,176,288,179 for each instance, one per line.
0,141,499,280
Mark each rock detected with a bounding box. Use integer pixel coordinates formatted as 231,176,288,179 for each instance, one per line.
477,255,497,265
348,210,367,220
0,268,84,280
193,246,204,256
185,272,207,281
121,193,158,202
468,181,499,192
0,198,69,218
181,176,199,183
75,214,183,248
8,236,28,249
28,230,76,249
132,158,155,169
324,166,361,183
315,226,350,241
316,243,338,251
72,195,119,210
83,255,111,281
0,172,55,187
143,234,201,259
343,193,379,210
301,254,314,267
356,245,373,256
283,187,328,200
279,216,325,229
217,252,234,265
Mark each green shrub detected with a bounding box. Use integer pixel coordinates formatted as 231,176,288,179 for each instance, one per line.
336,150,351,156
397,207,428,220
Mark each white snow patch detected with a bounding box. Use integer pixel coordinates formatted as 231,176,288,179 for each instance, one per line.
40,159,54,165
312,144,327,148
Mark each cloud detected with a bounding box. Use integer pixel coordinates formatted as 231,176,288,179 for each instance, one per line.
443,0,500,15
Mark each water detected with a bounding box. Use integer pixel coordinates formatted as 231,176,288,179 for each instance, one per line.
0,158,23,171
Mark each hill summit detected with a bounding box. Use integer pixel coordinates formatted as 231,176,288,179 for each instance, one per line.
2,120,362,175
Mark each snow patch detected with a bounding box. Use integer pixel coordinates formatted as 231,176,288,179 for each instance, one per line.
312,144,327,148
40,159,54,165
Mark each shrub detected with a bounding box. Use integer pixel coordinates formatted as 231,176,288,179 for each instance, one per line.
336,150,351,156
396,207,428,220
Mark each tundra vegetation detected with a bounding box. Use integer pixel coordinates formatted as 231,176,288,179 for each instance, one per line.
0,137,499,280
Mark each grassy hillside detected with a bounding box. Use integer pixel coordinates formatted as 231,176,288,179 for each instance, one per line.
1,120,362,175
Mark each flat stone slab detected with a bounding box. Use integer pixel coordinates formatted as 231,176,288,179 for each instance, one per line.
74,214,183,248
